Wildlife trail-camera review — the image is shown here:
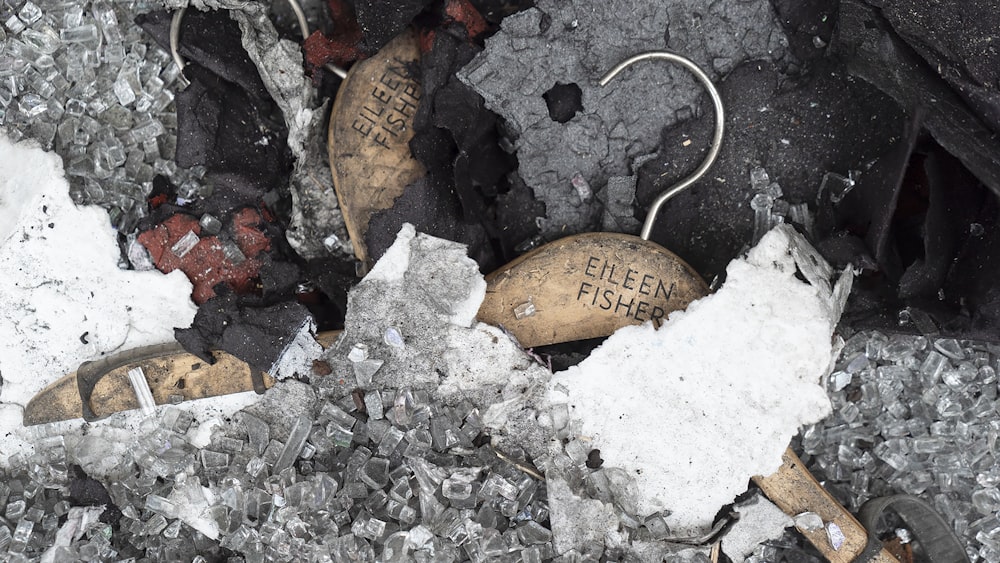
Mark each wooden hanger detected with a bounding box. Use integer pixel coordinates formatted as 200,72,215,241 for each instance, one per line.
476,52,898,562
477,52,723,347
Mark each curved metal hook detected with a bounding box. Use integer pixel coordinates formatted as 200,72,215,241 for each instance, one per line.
170,7,190,88
599,52,725,241
169,0,347,88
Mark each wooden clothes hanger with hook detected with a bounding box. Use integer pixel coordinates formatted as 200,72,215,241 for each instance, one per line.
477,51,900,563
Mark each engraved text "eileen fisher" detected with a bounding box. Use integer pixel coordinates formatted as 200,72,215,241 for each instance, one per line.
576,256,675,324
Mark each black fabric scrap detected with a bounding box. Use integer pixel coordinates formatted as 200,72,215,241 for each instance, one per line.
136,10,269,99
175,287,315,374
897,148,984,299
68,465,122,525
833,0,1000,197
136,10,294,217
637,59,909,279
768,0,839,63
877,0,1000,137
468,0,536,26
944,198,1000,338
354,0,435,54
303,257,358,330
366,176,496,268
840,138,1000,340
367,27,534,271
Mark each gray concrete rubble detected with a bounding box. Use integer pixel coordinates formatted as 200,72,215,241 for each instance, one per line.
457,0,792,239
721,494,794,562
323,224,553,459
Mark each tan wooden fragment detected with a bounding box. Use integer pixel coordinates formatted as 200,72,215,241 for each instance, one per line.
479,232,708,348
23,330,342,425
755,448,899,563
328,29,425,268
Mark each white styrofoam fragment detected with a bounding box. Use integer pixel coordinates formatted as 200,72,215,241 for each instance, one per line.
269,317,323,380
721,494,794,561
364,223,415,284
549,224,852,536
0,135,199,467
362,223,486,327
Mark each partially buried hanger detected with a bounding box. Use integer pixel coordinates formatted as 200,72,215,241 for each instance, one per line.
477,53,722,348
479,52,903,562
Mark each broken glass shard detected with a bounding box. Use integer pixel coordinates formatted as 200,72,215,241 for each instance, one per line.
571,172,592,202
354,359,384,386
170,230,199,258
820,171,857,203
513,300,536,319
18,2,42,25
750,167,770,192
272,416,313,474
826,522,846,550
348,343,369,362
126,367,156,416
200,449,230,469
21,28,60,55
794,512,824,531
933,338,965,361
364,391,384,420
59,24,99,46
360,457,391,489
4,15,25,35
220,239,245,264
198,213,222,236
384,327,405,349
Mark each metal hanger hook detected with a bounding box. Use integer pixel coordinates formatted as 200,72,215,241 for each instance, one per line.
599,51,725,241
169,0,347,89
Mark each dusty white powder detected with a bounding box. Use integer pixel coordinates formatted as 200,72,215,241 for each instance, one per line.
548,225,851,536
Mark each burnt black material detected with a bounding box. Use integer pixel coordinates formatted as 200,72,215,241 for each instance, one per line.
175,288,315,374
543,82,583,123
355,0,435,54
136,10,294,217
639,59,909,279
366,29,534,272
69,465,122,525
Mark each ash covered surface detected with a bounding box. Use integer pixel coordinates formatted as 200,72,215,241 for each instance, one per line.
457,0,793,240
2,0,1000,560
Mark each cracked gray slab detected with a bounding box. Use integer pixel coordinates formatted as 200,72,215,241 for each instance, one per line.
322,224,552,458
458,0,792,240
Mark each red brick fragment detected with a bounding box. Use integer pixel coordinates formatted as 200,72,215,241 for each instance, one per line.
418,28,437,53
305,30,365,70
232,208,271,257
444,0,487,39
137,209,272,305
304,0,365,70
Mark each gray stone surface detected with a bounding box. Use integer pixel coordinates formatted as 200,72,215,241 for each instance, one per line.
322,224,552,458
457,0,792,240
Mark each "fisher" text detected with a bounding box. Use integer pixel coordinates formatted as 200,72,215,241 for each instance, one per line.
576,256,674,324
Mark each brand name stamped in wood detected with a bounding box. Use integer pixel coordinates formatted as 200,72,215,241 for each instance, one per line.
576,256,674,324
350,67,421,150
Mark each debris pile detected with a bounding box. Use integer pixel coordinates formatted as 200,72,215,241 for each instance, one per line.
2,0,1000,560
802,330,1000,561
0,0,202,233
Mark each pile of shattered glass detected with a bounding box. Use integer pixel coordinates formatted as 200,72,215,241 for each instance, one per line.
0,0,203,236
4,328,1000,560
2,0,1000,560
